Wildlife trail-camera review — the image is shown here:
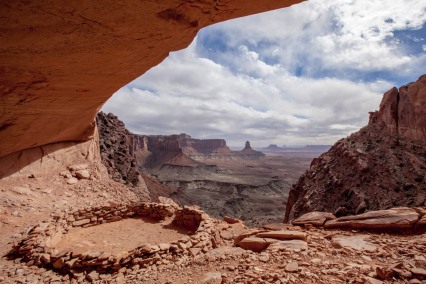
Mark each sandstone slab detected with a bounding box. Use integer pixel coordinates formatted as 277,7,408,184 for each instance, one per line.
266,240,308,252
324,207,419,231
262,223,292,231
331,235,377,252
292,211,336,227
234,229,266,245
256,230,307,241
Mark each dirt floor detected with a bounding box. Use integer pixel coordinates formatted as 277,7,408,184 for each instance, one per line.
55,218,190,255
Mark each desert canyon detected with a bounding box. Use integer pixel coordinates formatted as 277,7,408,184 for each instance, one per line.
1,1,426,284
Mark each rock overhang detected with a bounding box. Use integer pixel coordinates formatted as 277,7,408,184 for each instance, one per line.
0,0,304,159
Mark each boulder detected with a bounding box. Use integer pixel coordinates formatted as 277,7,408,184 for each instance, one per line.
292,211,336,227
324,207,419,231
255,230,307,241
238,237,270,252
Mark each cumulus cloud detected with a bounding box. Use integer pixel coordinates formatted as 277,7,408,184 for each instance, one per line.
103,0,426,147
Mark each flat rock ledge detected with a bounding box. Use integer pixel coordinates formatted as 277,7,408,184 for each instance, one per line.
8,202,223,278
235,230,308,253
292,207,426,232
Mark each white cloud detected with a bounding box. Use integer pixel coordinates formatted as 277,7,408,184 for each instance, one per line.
102,0,426,147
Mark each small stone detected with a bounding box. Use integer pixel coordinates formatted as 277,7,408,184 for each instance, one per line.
87,270,99,281
202,272,222,284
361,255,373,262
75,170,90,180
259,254,270,262
86,251,102,259
285,262,299,272
159,243,170,251
40,254,51,263
364,276,383,284
66,177,78,185
68,164,88,171
224,216,242,224
52,258,65,269
189,247,202,256
411,267,426,277
73,219,90,226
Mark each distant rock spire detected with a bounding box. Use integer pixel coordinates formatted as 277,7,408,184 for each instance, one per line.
244,141,251,150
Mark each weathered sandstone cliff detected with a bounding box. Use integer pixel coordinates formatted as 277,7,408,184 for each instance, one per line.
284,75,426,222
0,0,302,174
96,112,140,186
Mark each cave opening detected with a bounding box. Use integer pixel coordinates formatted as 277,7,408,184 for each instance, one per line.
99,1,426,225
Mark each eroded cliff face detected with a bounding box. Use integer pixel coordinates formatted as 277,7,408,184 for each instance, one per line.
0,0,302,169
378,75,426,142
96,112,140,187
284,75,426,222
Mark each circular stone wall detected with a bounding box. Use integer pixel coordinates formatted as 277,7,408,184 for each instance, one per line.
8,202,222,276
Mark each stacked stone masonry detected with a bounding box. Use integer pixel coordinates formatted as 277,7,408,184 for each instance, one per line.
9,202,222,277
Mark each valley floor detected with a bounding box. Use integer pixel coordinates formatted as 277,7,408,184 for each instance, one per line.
151,153,319,226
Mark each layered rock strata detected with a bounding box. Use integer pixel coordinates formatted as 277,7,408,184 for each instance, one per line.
285,75,426,222
136,134,265,164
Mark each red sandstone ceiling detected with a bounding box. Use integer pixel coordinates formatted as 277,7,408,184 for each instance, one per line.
0,0,303,158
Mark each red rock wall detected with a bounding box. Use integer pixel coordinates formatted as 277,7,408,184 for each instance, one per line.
284,75,426,222
378,75,426,143
179,135,232,154
0,0,302,161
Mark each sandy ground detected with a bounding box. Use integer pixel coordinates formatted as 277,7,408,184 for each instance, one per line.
55,218,190,255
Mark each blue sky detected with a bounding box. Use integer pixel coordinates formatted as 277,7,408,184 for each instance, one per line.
103,0,426,147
